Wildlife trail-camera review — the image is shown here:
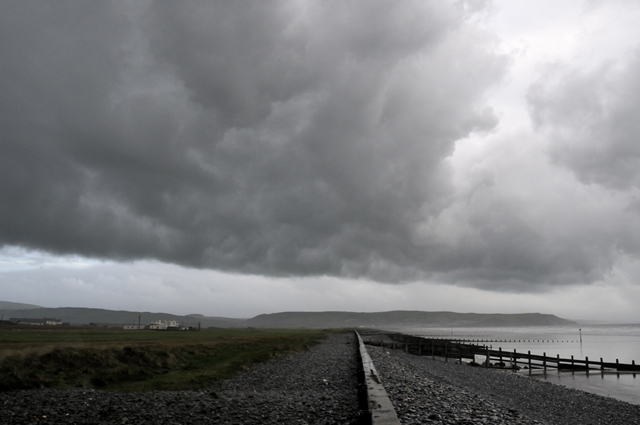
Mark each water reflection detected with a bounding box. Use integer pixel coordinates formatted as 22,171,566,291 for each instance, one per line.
528,369,639,405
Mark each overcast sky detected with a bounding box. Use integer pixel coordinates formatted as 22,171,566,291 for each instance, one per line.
2,0,640,322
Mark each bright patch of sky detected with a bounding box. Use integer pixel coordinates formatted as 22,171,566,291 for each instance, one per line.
0,246,102,273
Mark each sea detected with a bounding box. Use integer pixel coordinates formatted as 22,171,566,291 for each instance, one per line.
392,324,640,405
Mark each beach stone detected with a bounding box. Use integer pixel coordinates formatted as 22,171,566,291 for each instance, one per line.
367,345,640,425
2,332,640,424
0,333,362,425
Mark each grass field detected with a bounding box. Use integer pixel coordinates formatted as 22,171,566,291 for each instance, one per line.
0,327,332,392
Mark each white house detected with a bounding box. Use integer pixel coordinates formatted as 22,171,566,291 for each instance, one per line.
149,319,181,330
123,325,145,330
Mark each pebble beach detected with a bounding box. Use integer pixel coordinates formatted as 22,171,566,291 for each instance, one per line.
367,344,640,425
1,332,640,424
0,334,362,425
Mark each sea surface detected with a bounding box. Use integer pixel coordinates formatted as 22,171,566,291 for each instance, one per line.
392,324,640,405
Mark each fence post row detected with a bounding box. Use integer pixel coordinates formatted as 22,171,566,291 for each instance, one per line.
361,333,639,374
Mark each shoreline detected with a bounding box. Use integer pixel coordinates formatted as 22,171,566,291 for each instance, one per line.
368,344,640,424
1,333,639,424
526,368,640,406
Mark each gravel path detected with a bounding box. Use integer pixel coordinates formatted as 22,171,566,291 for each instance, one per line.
367,345,640,425
0,333,362,425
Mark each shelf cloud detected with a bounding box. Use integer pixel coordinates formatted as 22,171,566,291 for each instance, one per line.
2,0,640,296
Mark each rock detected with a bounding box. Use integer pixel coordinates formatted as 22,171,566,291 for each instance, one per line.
367,345,640,425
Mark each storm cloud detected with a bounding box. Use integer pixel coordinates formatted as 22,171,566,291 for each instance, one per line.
529,52,640,190
2,0,639,292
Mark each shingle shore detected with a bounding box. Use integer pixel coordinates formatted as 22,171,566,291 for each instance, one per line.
3,333,640,425
367,345,640,425
0,333,362,425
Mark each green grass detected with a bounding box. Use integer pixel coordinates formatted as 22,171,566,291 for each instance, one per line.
0,328,330,392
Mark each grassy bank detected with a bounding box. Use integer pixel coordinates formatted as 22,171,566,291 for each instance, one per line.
0,327,331,391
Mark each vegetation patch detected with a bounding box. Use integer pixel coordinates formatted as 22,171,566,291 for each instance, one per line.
0,328,328,391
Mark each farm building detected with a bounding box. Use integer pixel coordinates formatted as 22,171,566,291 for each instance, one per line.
10,318,62,326
123,325,145,330
149,319,182,330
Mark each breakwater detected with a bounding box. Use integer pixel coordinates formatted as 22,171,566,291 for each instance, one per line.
363,332,640,374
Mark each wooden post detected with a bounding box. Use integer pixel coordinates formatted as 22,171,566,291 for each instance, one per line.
485,347,490,368
543,353,546,371
586,356,589,376
600,358,604,371
616,358,619,371
557,354,560,373
499,347,502,366
513,349,516,370
528,351,531,375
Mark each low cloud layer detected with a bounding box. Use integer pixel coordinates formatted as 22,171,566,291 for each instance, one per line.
2,1,639,292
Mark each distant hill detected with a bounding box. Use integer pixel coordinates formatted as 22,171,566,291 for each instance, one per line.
185,314,247,328
0,301,42,310
0,302,577,329
0,306,246,328
245,311,577,329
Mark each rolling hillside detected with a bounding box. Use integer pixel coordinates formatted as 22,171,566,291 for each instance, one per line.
244,311,577,328
0,301,42,310
0,302,577,329
0,307,246,328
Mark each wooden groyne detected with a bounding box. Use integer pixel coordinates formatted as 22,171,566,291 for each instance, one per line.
361,331,640,375
413,336,582,344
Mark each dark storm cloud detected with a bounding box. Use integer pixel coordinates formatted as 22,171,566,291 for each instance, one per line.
2,1,511,284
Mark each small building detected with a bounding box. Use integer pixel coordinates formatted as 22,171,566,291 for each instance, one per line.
149,319,182,330
10,318,62,326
